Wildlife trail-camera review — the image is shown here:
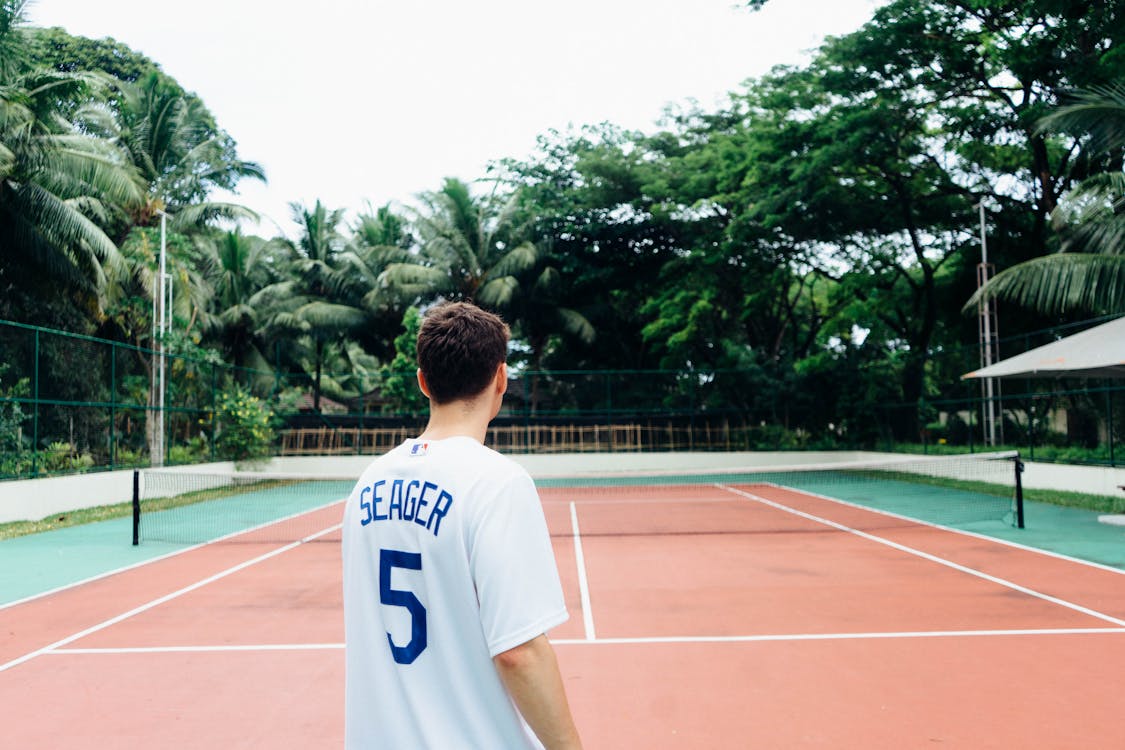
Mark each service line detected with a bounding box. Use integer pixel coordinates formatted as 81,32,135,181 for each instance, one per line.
570,501,596,641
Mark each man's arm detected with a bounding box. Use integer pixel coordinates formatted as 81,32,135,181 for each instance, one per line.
493,634,583,750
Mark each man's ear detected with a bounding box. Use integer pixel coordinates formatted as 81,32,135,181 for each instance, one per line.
416,368,432,398
495,363,508,395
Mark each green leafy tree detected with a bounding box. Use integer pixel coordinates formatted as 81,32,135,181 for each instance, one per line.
378,307,427,415
29,26,158,83
501,125,684,372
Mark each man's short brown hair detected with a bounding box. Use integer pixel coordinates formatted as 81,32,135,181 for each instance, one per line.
416,302,509,404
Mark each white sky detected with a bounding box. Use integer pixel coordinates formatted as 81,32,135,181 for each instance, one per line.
28,0,883,238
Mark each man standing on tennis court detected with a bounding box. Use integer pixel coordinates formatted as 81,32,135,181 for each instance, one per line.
342,301,583,749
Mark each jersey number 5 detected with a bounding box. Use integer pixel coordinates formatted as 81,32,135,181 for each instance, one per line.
379,549,427,664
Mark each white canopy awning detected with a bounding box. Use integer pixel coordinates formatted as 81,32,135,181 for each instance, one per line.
962,315,1125,380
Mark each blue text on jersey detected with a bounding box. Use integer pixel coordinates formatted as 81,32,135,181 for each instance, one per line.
357,479,453,537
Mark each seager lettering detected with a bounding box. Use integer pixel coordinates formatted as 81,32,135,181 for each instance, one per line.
357,478,452,537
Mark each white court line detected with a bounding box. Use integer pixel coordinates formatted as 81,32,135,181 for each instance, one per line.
760,480,1125,578
41,626,1125,655
15,489,1125,670
570,502,596,641
548,481,1125,578
0,497,348,612
722,485,1125,628
552,627,1125,645
51,643,345,654
0,523,341,674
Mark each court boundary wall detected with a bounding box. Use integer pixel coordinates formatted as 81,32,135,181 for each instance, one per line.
1,452,1122,525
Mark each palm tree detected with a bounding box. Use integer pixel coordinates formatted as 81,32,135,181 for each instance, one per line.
507,258,595,413
353,201,413,251
259,201,368,411
323,203,416,358
384,177,593,408
381,177,540,308
78,69,267,463
969,84,1125,316
0,0,26,83
190,229,288,377
0,0,142,306
74,70,264,233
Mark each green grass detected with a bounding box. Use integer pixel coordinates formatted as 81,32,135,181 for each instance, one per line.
869,471,1125,514
0,500,133,540
1022,486,1125,514
893,442,1122,466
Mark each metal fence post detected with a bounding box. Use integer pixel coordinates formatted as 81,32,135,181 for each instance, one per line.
605,371,613,428
32,328,39,476
967,390,975,454
1108,388,1116,468
110,341,117,469
210,361,218,462
523,371,531,451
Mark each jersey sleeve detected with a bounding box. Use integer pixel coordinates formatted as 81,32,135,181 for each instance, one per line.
469,469,569,657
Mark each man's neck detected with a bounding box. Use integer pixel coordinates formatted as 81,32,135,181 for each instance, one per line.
418,399,493,444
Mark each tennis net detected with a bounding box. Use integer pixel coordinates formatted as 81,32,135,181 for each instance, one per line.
536,450,1025,538
131,451,1023,545
132,470,356,545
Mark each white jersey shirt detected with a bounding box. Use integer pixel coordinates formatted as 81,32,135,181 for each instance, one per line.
342,436,568,749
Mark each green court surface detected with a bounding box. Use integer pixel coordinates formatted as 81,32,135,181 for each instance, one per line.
2,486,1124,609
0,517,187,608
990,500,1125,570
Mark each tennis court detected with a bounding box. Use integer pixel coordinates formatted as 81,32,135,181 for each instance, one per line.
2,453,1125,747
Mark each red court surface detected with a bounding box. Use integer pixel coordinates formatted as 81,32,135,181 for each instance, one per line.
3,482,1125,748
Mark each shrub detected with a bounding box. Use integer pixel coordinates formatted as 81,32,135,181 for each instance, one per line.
213,385,276,461
114,445,143,467
168,435,209,465
41,441,94,474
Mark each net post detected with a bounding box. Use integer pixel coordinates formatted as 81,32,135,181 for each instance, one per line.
132,469,141,545
1013,454,1025,529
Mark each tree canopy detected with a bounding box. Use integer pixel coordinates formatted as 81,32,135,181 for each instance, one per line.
2,0,1124,462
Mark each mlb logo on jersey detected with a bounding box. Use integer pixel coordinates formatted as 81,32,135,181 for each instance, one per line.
409,442,429,457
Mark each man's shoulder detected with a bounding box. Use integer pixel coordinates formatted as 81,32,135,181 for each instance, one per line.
353,440,415,479
441,438,529,480
356,437,527,479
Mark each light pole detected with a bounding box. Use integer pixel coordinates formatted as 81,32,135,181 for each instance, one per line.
975,202,1000,446
154,209,168,467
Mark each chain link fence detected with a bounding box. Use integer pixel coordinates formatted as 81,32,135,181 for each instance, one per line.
1,316,1121,479
877,314,1124,466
